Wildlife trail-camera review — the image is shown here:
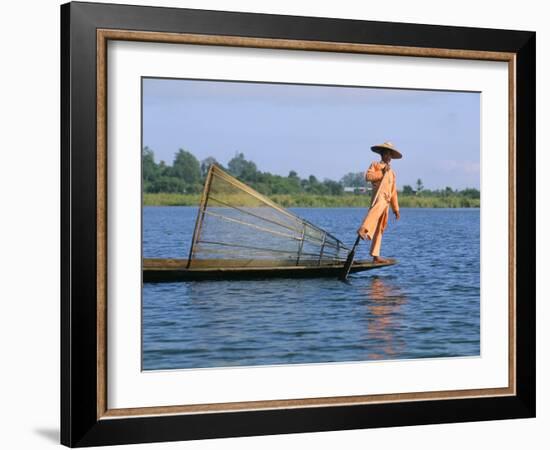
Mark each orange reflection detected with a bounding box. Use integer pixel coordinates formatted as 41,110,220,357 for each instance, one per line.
365,277,407,360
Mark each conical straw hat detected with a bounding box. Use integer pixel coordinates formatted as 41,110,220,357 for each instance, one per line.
371,141,402,159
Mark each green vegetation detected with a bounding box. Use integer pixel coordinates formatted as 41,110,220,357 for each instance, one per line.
398,195,479,208
143,192,479,208
142,147,480,208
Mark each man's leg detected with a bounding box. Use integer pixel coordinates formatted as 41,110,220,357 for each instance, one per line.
370,224,383,258
370,220,390,263
358,200,388,240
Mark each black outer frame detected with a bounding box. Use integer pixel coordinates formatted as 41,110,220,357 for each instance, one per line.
60,1,535,447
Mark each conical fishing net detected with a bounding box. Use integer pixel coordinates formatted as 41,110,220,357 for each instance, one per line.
187,165,350,268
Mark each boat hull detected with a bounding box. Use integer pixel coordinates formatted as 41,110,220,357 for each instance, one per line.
143,258,396,282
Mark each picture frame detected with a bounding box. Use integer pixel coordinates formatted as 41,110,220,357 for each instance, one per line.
60,1,535,447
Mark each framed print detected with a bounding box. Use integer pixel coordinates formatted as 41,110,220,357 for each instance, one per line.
60,1,535,447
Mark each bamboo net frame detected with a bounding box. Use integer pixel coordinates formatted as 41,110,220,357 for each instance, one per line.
187,164,350,268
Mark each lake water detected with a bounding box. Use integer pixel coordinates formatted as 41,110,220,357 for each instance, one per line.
142,207,480,370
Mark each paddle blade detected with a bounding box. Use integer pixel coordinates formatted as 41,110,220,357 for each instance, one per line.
339,235,362,281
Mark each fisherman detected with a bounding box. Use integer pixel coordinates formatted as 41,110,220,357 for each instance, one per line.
357,142,402,263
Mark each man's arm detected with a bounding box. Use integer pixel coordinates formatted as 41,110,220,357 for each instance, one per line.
390,173,400,219
365,162,384,182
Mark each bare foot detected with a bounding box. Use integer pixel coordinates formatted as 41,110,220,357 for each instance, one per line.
372,256,390,264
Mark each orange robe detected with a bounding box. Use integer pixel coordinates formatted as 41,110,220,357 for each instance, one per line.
357,161,399,256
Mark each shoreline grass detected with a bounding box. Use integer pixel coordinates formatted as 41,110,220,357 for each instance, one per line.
143,193,480,208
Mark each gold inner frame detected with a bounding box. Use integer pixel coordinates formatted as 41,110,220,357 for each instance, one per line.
96,29,517,420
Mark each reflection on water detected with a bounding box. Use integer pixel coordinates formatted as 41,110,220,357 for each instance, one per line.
142,207,480,370
364,277,407,360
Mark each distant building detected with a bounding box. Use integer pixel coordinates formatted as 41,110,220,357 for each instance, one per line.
343,186,370,194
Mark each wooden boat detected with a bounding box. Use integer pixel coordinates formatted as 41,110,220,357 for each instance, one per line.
143,257,396,282
143,164,396,282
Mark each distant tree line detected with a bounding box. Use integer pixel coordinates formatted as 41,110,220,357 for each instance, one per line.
400,178,480,199
142,147,480,199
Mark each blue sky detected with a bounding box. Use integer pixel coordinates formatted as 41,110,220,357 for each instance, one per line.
143,78,480,190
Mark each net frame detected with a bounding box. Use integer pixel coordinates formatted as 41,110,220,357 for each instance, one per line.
187,164,350,268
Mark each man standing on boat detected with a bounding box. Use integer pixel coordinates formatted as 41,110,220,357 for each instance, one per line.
357,142,402,263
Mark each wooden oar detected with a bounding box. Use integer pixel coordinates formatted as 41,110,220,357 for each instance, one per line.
339,235,362,281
